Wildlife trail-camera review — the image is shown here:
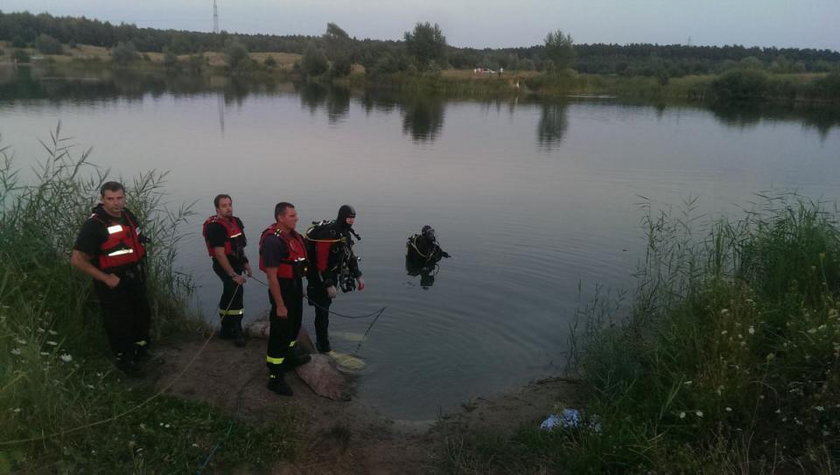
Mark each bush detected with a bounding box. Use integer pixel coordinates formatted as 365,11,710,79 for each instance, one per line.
299,44,328,78
111,41,138,65
710,69,769,102
35,34,63,55
568,195,840,471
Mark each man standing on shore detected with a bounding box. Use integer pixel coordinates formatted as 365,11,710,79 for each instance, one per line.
259,202,311,396
71,181,151,377
202,194,252,347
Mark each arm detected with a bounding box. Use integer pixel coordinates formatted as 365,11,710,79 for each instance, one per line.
264,267,287,318
213,247,246,285
71,250,120,288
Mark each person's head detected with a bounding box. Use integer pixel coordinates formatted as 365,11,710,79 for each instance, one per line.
421,225,436,242
274,202,298,231
100,181,126,218
337,204,356,228
214,194,233,219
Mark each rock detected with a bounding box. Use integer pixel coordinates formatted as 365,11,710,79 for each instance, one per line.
296,354,350,401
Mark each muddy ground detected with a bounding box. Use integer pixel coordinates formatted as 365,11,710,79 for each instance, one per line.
152,332,582,474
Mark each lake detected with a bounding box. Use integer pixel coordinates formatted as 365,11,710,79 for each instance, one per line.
2,67,839,421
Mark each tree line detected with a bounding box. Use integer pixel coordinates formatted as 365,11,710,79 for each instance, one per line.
2,10,839,78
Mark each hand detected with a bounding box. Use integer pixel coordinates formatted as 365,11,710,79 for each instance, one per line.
103,273,120,289
233,274,246,285
441,251,451,258
326,286,337,299
356,277,365,291
245,263,253,277
275,304,288,319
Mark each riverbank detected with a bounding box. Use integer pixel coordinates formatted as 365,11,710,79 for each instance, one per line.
152,332,581,473
3,40,839,104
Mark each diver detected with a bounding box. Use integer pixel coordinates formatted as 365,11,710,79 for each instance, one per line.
405,225,450,288
304,204,366,353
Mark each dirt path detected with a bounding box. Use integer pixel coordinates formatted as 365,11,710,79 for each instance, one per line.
152,333,582,473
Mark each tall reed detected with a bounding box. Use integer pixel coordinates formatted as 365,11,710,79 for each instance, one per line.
0,126,300,472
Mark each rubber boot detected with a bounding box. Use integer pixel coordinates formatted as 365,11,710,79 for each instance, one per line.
267,372,293,396
219,317,234,340
231,316,246,348
284,348,311,369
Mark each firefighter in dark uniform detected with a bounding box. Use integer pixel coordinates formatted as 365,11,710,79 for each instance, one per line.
259,202,311,396
305,204,366,353
202,194,252,347
71,181,151,377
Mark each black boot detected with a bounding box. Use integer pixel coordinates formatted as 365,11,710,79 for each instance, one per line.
115,353,144,378
231,317,246,348
219,317,234,340
267,372,293,396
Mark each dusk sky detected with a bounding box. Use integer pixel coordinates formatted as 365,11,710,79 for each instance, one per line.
3,1,838,51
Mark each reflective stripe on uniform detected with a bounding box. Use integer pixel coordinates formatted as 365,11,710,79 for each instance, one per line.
266,355,284,365
218,308,244,316
288,340,297,348
135,340,148,347
107,248,134,256
107,225,124,234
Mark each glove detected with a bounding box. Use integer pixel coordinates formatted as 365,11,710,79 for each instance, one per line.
326,285,337,299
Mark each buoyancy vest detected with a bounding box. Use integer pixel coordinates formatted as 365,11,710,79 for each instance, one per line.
258,224,308,279
304,220,346,273
91,208,145,271
202,215,244,257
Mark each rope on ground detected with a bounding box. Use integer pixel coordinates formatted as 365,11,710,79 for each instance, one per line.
0,282,244,447
195,365,261,474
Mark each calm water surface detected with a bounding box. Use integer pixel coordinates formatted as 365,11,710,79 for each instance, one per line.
2,70,839,420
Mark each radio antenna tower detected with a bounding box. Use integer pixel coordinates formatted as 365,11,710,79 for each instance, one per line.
213,0,219,33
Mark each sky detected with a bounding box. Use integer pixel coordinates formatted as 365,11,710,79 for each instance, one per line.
3,0,839,52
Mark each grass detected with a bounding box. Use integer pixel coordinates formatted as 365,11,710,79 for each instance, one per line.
0,125,302,472
436,194,840,472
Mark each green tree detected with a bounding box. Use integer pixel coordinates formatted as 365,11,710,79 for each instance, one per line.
35,33,63,54
111,41,138,65
299,44,329,78
264,55,277,68
325,22,350,40
543,29,575,71
404,22,446,71
225,39,250,70
162,47,178,70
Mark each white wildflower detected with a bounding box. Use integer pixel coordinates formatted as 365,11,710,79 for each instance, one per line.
46,340,58,346
808,328,817,334
766,353,775,361
60,354,72,363
721,330,728,335
12,408,21,413
11,348,21,355
48,330,58,335
815,406,825,412
695,410,704,417
748,326,755,335
726,407,733,412
683,380,693,386
15,338,27,345
720,309,729,315
679,412,686,419
40,352,49,356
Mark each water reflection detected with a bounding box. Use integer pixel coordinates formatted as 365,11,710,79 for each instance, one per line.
400,96,445,142
537,101,570,149
1,66,838,144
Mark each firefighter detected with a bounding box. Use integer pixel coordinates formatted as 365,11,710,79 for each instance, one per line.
259,202,311,396
202,194,252,347
71,181,151,377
